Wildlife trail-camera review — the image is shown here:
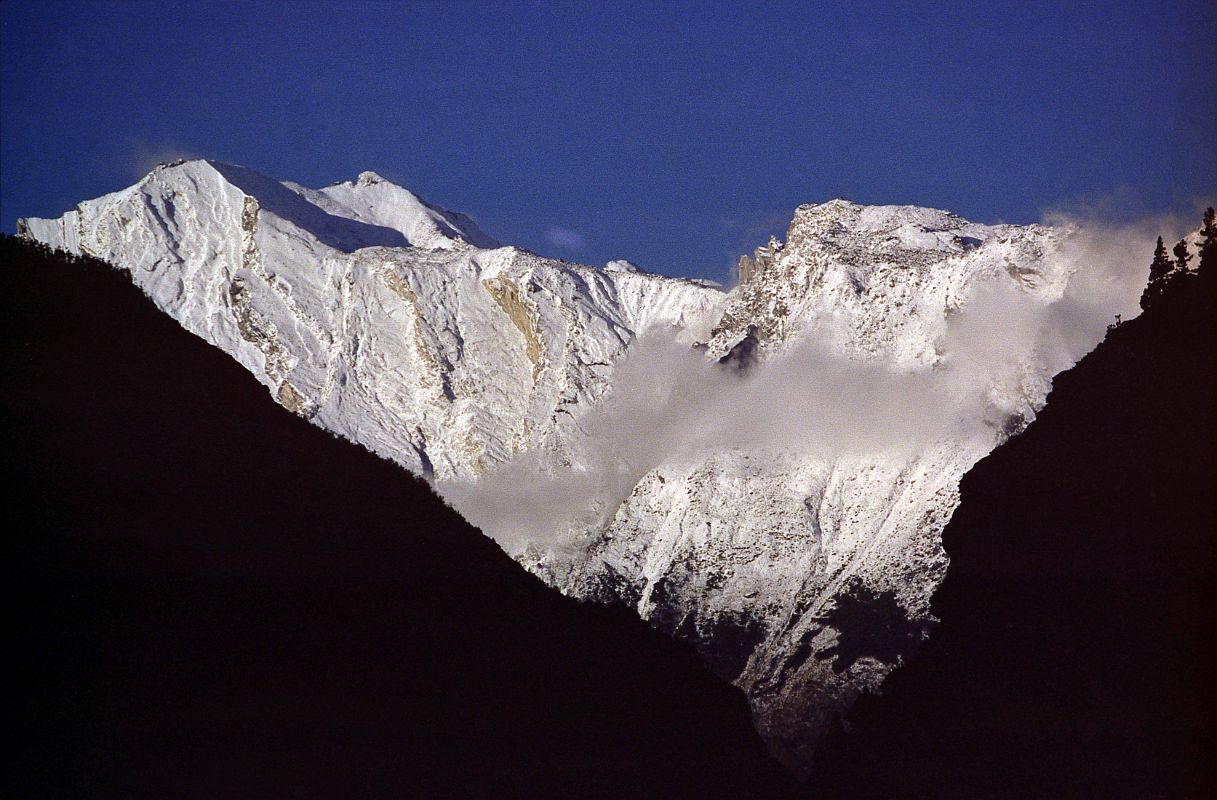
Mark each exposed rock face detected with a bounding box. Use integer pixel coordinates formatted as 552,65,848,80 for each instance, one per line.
18,161,1113,774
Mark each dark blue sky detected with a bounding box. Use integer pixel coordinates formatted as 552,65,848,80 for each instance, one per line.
2,1,1214,281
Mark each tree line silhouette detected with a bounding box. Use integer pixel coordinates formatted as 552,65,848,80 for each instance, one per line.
1141,205,1216,311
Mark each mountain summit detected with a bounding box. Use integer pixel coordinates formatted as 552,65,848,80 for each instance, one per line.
17,160,1139,773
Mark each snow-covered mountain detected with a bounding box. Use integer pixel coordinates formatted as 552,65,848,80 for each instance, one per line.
18,159,1132,774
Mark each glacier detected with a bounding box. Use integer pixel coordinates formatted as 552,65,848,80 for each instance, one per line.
17,159,1141,774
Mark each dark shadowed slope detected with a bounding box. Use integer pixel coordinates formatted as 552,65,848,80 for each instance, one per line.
815,257,1217,797
1,236,800,800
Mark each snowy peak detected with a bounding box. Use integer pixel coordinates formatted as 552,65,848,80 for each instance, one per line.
204,160,419,252
786,198,1024,261
18,159,500,258
739,198,988,286
725,197,1061,369
29,158,496,256
299,168,499,250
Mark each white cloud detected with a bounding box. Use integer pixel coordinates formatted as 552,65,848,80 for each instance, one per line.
545,226,586,250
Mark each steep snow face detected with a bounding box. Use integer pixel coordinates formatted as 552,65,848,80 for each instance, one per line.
20,163,1084,774
19,160,721,482
285,169,500,250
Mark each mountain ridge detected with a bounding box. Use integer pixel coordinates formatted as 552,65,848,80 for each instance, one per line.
16,160,1140,772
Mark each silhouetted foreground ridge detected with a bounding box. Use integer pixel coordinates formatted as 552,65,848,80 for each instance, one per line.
816,216,1217,798
2,236,799,799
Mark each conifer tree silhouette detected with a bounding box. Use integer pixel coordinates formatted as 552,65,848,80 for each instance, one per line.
1198,207,1216,271
1141,236,1174,310
1173,238,1192,275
